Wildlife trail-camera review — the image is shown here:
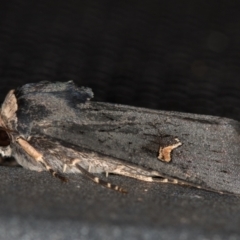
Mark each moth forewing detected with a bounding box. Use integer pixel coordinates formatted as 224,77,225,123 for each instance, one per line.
35,101,240,195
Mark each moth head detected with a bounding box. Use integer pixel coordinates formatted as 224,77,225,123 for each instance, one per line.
0,88,18,158
0,128,12,157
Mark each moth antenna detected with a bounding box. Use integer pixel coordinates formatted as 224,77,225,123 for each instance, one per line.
155,177,228,195
75,164,127,193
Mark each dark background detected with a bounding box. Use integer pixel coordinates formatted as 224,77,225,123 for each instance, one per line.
1,1,240,239
1,0,240,119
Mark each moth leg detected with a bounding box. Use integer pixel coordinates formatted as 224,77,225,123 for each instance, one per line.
66,158,127,193
154,176,225,194
154,177,182,185
63,163,68,173
41,161,68,182
16,137,68,182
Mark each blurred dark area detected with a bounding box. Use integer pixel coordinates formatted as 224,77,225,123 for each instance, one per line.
0,0,240,119
1,1,240,240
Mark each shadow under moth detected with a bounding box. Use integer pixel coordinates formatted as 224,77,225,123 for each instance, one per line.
0,81,240,195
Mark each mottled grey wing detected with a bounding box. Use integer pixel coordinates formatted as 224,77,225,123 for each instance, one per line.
14,80,93,136
14,81,240,194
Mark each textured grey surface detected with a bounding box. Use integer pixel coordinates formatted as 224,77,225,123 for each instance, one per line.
1,0,240,239
1,167,240,240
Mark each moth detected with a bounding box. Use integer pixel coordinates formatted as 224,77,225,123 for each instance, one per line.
0,81,240,195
